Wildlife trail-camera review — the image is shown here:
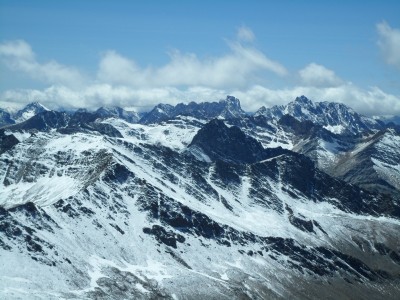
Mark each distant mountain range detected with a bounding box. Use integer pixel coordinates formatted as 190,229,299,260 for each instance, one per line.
1,95,400,299
3,95,397,133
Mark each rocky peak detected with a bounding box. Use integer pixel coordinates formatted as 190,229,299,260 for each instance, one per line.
154,103,175,113
219,96,245,119
25,101,49,110
254,106,267,116
222,95,241,108
294,95,313,106
139,103,175,124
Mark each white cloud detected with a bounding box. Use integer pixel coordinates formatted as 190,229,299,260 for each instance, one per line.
96,43,287,88
156,43,287,86
0,39,35,60
0,40,86,87
377,21,400,69
95,26,287,88
298,63,343,87
97,50,149,86
237,26,255,42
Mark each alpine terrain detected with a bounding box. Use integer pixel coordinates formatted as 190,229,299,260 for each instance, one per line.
1,96,400,299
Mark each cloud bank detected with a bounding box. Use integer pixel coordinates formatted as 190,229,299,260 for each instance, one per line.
2,83,399,116
1,25,400,116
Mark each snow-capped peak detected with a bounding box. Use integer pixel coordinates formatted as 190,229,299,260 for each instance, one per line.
13,102,50,123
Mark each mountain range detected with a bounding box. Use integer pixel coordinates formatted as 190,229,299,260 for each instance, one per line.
1,96,400,299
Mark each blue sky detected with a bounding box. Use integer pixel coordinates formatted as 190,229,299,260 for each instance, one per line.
1,0,400,115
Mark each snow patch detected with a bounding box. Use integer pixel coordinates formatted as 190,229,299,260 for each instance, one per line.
1,176,80,209
323,124,345,134
4,130,31,142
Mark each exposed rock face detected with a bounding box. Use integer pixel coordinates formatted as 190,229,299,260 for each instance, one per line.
0,131,19,154
332,128,400,198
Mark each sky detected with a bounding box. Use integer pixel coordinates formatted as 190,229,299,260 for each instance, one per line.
0,0,400,116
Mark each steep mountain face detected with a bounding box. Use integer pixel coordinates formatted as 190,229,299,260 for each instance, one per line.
332,128,400,198
255,96,383,135
140,95,245,124
274,115,400,197
5,110,70,131
276,115,355,171
1,113,400,299
0,102,51,128
12,102,50,123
